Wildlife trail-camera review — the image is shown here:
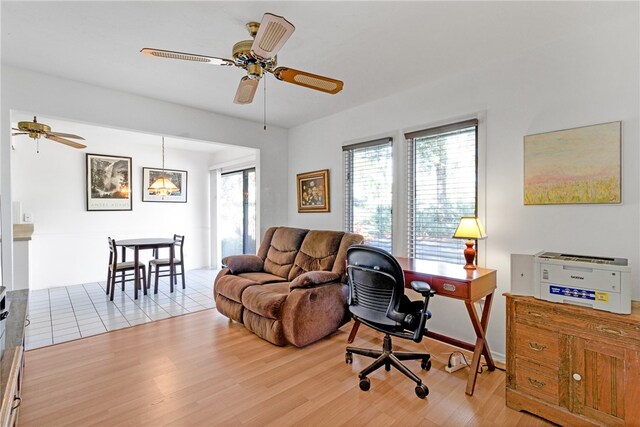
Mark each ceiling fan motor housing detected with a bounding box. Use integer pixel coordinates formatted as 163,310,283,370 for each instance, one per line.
18,120,50,139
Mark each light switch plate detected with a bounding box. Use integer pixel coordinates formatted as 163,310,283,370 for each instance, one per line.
23,213,33,223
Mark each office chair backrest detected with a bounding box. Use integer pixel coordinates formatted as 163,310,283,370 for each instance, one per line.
346,245,407,326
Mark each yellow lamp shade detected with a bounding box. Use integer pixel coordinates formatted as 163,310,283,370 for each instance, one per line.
452,217,487,240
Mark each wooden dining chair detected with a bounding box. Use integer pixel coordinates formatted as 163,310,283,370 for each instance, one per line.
107,237,146,300
148,234,185,294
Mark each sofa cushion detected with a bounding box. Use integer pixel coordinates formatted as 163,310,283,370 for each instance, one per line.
238,272,288,284
215,275,258,303
241,282,290,319
263,227,308,278
331,232,366,283
288,230,344,281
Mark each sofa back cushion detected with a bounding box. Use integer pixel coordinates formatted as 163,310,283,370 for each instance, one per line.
331,232,365,283
263,227,309,278
288,230,345,281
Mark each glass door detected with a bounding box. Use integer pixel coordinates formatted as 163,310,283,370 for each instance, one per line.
220,168,256,258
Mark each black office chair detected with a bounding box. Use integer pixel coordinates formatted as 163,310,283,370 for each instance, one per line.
148,234,185,293
345,245,435,399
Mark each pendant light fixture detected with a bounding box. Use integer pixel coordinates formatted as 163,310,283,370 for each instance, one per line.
148,136,178,198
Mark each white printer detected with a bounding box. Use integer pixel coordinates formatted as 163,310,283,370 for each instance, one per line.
511,251,631,314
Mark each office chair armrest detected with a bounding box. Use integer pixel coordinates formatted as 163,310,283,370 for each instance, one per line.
410,280,433,296
221,255,264,274
289,271,341,290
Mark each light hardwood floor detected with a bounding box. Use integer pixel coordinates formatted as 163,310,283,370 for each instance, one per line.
20,309,552,426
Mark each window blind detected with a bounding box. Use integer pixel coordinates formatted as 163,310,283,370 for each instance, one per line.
407,120,478,263
343,138,393,252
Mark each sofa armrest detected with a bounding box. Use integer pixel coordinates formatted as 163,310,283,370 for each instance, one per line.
222,255,264,274
289,271,341,290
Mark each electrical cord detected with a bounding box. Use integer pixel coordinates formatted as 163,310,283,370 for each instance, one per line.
448,351,506,373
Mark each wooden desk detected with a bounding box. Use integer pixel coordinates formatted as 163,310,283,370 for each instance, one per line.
347,257,497,396
117,238,176,299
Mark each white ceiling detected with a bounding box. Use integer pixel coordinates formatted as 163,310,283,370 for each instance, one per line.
1,1,629,129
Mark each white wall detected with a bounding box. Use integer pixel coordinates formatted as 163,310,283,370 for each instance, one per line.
287,11,640,359
1,66,289,289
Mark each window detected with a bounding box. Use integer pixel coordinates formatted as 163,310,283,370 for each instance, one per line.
343,138,393,252
406,120,478,263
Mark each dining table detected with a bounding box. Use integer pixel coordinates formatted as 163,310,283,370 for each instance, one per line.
116,238,176,299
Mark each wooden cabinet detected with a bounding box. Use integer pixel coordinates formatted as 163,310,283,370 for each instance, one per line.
0,290,28,427
506,294,640,426
0,347,24,427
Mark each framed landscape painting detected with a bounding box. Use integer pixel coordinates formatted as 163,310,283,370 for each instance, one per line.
142,167,188,203
297,169,330,212
86,153,132,211
524,121,621,205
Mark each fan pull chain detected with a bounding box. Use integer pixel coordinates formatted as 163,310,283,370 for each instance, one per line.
37,139,40,154
263,75,267,131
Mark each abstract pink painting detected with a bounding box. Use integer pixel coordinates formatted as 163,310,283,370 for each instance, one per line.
524,121,621,205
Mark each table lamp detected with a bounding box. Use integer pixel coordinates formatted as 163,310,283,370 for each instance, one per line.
452,217,487,270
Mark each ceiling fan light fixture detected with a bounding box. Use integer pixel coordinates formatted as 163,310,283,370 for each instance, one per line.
246,63,263,79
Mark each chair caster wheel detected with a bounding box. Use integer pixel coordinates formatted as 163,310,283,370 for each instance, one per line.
345,352,353,364
421,359,432,371
385,362,391,372
415,383,429,399
359,377,371,391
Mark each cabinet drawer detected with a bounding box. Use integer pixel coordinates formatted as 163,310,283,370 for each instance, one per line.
515,299,640,346
514,357,560,405
515,323,560,364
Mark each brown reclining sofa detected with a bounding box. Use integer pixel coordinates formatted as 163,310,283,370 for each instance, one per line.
214,226,364,347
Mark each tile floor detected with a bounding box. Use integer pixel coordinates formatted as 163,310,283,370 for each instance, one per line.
25,268,219,350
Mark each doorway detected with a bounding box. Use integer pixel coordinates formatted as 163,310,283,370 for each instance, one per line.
219,168,256,258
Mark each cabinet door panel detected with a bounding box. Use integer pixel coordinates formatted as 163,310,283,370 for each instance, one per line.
570,337,628,426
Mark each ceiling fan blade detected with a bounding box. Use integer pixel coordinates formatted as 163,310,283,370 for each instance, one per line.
45,134,87,149
140,48,234,66
12,132,27,136
272,67,344,94
251,13,295,59
234,77,259,104
47,131,85,140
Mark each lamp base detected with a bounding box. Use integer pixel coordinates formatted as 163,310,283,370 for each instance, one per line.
463,240,477,270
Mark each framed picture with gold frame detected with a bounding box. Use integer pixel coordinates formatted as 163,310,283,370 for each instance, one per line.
297,169,330,212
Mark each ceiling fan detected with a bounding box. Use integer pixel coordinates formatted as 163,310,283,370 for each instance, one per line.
12,116,86,151
141,13,344,105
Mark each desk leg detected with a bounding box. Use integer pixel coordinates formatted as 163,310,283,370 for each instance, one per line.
347,320,360,344
463,292,495,396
